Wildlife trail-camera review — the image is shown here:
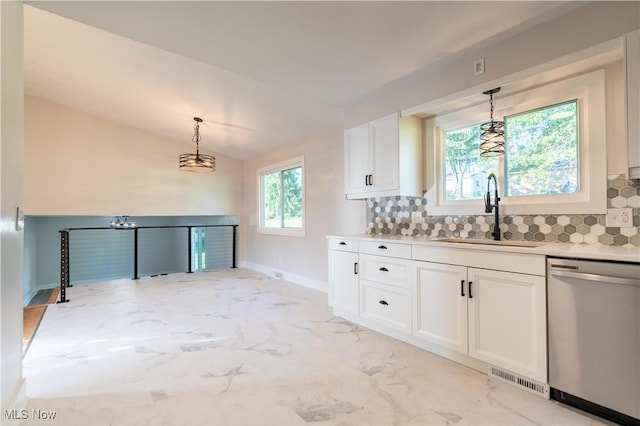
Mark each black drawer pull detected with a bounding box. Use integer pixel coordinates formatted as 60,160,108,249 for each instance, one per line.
468,281,473,299
339,241,347,246
378,245,388,250
379,267,389,272
354,262,358,275
461,280,465,297
379,300,389,306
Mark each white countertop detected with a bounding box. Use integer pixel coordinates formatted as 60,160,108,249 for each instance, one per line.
327,234,640,263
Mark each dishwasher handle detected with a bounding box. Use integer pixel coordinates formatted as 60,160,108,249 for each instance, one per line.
549,268,640,286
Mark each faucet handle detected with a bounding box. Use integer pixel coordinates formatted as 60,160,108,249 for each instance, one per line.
484,191,493,213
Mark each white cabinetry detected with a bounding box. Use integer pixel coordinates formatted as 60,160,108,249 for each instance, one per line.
344,113,422,199
326,236,548,385
327,238,359,316
414,262,468,353
413,246,547,383
357,241,413,333
626,29,640,178
467,268,546,383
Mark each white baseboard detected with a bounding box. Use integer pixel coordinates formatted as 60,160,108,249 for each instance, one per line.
240,261,327,293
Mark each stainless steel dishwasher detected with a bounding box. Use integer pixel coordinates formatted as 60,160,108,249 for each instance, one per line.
548,258,640,426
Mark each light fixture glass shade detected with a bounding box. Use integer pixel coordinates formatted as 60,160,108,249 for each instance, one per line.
179,153,216,172
479,88,505,157
479,120,505,157
179,117,215,172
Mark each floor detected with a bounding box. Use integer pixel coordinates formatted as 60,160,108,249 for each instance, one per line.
23,287,60,352
21,269,604,425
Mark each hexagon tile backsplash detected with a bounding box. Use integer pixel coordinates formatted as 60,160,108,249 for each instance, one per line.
366,174,640,247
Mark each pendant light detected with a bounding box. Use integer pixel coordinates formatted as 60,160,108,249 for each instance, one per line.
179,117,216,172
479,88,505,157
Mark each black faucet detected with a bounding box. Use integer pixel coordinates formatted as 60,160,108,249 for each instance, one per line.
484,173,501,241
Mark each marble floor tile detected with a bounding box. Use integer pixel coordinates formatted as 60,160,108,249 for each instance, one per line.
21,269,604,425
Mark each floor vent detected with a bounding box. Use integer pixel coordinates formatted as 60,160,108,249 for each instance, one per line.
488,365,549,399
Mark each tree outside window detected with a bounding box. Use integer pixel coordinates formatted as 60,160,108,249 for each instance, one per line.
258,157,305,236
444,100,578,201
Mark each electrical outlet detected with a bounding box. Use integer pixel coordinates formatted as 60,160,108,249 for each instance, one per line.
474,58,485,76
606,208,633,227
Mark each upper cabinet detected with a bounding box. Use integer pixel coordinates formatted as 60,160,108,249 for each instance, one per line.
344,113,423,199
626,29,640,179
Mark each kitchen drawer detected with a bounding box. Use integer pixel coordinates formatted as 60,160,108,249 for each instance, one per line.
359,254,412,289
360,279,411,333
328,238,359,253
359,240,411,258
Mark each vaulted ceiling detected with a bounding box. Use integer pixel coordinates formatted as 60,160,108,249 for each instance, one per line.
23,1,579,160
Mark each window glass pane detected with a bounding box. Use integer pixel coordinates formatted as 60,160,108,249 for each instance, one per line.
282,167,302,228
262,171,282,228
444,124,498,200
505,100,578,196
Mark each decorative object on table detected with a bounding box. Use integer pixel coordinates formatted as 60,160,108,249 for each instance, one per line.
110,216,136,228
179,117,216,172
479,87,505,157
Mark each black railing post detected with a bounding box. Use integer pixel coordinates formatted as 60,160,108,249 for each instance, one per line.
187,226,193,273
133,227,139,280
58,230,71,303
232,225,237,268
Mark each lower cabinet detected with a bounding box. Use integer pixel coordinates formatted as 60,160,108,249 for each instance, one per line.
327,237,547,385
414,261,547,382
360,279,411,333
328,249,359,316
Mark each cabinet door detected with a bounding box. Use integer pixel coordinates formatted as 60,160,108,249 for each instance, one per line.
467,268,547,382
414,262,468,354
626,29,640,177
369,113,399,191
344,123,371,195
328,250,359,316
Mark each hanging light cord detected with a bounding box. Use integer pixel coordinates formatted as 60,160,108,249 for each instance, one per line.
193,119,201,156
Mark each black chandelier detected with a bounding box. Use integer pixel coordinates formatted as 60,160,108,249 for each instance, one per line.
179,117,216,172
479,87,505,157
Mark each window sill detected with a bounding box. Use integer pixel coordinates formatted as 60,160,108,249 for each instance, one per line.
258,227,306,237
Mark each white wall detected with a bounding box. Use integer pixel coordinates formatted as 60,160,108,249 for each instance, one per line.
242,126,365,291
25,96,244,216
1,0,25,412
345,2,640,130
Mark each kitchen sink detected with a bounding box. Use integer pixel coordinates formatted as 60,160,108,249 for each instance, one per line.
436,238,542,248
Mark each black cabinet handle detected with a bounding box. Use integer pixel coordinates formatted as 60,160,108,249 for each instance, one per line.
365,175,369,186
354,262,358,275
369,174,374,186
379,300,389,306
339,241,347,246
461,280,465,297
468,281,473,299
378,245,388,250
379,267,389,272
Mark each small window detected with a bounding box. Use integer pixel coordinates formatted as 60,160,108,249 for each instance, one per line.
444,124,497,201
505,100,578,197
258,156,305,236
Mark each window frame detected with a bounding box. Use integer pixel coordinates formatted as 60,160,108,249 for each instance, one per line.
425,70,606,215
257,156,305,237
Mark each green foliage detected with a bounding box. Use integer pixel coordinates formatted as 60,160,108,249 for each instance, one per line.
263,167,302,228
506,100,578,196
444,100,578,200
445,124,497,200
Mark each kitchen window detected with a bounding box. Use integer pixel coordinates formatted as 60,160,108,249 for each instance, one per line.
257,156,305,236
426,70,606,215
